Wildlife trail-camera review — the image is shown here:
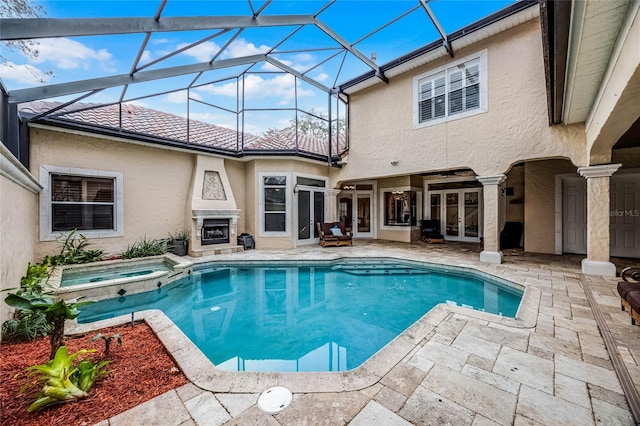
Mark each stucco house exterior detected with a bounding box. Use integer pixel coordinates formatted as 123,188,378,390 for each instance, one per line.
1,0,639,324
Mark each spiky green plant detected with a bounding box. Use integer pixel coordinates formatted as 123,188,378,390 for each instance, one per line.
45,229,104,265
25,346,111,412
122,237,167,259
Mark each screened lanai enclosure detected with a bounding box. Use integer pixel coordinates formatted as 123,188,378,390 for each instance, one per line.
1,0,528,165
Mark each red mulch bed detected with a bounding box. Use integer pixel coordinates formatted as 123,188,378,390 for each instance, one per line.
0,321,188,426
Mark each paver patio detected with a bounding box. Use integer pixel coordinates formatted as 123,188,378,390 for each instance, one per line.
82,240,640,426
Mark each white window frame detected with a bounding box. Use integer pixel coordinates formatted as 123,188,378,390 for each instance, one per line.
378,186,422,231
259,172,291,237
39,165,124,241
413,50,488,129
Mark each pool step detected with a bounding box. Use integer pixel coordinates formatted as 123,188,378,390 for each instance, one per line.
332,264,429,276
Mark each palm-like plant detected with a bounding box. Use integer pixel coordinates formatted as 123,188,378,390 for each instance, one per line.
4,293,94,359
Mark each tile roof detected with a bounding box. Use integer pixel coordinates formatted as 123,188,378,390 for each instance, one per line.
19,102,346,159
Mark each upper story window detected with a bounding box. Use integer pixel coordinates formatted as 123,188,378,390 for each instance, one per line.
40,165,124,241
413,50,487,128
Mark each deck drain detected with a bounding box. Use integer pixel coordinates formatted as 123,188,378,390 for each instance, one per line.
258,386,292,414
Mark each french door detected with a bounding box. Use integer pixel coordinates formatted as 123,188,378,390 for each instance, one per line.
339,191,373,238
297,188,325,245
430,189,481,242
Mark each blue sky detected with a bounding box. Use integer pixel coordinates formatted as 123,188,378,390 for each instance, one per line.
1,0,515,133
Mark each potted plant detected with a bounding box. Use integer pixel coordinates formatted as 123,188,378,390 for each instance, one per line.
168,229,190,256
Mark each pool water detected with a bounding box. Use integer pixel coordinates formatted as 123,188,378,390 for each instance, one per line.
78,259,522,372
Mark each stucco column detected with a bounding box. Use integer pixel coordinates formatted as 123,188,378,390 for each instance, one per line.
577,164,621,276
478,175,506,264
326,189,341,222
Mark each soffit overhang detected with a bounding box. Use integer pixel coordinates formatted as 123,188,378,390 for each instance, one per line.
563,0,631,125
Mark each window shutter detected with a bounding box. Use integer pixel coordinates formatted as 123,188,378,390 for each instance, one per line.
434,76,446,119
465,64,480,110
418,80,433,122
448,69,463,115
418,73,446,123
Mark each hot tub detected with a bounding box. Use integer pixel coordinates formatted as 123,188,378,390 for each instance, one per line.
49,254,193,301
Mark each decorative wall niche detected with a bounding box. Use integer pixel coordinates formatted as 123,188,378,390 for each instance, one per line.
202,171,227,200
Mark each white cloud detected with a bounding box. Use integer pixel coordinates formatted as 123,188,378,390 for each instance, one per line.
224,39,269,58
153,38,170,45
293,53,314,63
314,72,329,82
260,61,287,72
197,80,238,97
177,40,220,62
29,38,113,70
197,73,313,104
179,38,270,63
185,112,236,129
260,60,310,74
0,62,50,84
165,90,203,104
140,50,152,63
123,100,147,108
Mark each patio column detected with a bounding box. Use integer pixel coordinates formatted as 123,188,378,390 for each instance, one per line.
326,189,341,222
478,175,506,264
577,164,621,276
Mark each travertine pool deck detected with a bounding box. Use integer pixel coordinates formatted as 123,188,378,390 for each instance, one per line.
74,240,640,426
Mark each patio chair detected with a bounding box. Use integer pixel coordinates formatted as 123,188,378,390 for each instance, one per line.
500,222,523,249
317,222,352,247
618,267,640,325
420,220,444,244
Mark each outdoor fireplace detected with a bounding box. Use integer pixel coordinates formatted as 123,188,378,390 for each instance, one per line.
201,218,230,245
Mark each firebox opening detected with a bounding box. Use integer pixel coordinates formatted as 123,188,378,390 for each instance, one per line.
202,218,230,245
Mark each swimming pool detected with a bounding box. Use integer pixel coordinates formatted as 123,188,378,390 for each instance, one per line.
78,258,523,372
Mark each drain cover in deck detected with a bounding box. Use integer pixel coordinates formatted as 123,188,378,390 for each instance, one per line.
258,386,293,414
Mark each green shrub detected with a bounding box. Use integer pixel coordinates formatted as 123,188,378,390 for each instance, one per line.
20,262,52,296
169,228,190,242
122,237,167,259
2,230,100,350
45,229,103,265
1,309,51,341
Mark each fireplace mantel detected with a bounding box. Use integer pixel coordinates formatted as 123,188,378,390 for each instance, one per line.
192,209,240,239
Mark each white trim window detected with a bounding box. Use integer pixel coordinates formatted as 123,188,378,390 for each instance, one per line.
259,173,290,236
414,50,487,128
40,165,124,241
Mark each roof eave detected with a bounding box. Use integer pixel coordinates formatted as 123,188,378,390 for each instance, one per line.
26,116,333,163
540,0,572,126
